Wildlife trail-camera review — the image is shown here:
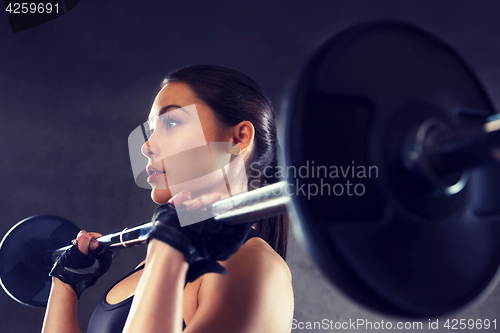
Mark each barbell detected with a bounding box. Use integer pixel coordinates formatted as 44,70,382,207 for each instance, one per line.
2,20,500,318
0,182,288,307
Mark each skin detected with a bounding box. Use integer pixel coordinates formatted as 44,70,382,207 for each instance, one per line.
42,82,294,333
143,82,251,205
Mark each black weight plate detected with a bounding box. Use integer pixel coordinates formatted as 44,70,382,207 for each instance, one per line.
0,215,80,307
283,20,500,317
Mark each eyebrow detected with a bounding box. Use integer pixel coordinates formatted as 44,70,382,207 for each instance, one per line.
149,104,189,123
158,104,187,116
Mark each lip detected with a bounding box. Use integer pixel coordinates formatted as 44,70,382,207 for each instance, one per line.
146,166,165,183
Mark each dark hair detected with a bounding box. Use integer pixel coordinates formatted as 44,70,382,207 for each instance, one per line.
162,64,289,260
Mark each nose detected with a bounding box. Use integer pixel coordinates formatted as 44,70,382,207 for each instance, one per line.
141,134,160,159
141,140,154,158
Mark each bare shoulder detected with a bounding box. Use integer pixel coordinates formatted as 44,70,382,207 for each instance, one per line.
231,236,292,282
203,235,293,299
188,237,294,333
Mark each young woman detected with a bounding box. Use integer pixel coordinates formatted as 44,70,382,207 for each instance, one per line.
41,64,294,333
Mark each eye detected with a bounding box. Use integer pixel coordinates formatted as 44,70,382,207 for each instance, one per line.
162,115,179,130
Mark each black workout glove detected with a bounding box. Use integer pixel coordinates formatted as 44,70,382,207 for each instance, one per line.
147,203,252,282
49,244,113,299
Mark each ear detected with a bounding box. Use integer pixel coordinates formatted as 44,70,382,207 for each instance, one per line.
231,120,255,154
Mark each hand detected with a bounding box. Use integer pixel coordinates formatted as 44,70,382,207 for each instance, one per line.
148,192,252,282
173,191,228,211
49,230,113,299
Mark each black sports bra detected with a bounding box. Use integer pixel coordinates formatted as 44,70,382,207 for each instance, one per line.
87,228,264,333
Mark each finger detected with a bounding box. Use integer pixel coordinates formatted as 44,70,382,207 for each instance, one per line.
199,193,226,207
169,190,191,207
183,192,226,210
87,232,103,238
76,232,92,255
76,231,103,254
87,232,103,252
194,193,220,209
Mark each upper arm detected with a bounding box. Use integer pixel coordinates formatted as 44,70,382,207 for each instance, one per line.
183,242,294,333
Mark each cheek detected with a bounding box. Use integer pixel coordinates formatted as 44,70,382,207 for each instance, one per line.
163,145,213,186
203,124,226,143
157,124,208,160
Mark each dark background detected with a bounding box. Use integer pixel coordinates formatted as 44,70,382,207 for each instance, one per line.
1,1,500,332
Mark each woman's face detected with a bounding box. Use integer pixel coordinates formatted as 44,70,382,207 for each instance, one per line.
141,82,234,204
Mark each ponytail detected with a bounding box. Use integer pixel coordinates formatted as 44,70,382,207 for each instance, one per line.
252,143,289,260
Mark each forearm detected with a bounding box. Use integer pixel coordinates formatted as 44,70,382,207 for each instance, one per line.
123,239,189,333
41,278,80,333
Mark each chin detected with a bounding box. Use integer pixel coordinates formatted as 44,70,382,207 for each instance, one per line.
150,188,172,204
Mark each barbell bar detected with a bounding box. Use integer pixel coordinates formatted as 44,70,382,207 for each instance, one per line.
2,20,500,319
